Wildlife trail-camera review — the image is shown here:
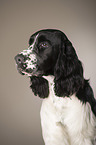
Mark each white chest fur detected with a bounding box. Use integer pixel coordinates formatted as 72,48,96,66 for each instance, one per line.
40,76,96,145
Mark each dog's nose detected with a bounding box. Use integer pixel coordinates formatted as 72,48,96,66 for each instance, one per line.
15,54,25,64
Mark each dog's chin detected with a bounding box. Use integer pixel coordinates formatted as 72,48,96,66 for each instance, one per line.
16,67,25,75
17,67,44,77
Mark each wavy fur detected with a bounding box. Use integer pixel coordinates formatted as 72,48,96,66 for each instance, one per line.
15,29,96,145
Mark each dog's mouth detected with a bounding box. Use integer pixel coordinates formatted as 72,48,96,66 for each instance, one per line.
15,63,32,77
15,53,45,77
15,62,44,77
15,53,38,76
15,63,32,76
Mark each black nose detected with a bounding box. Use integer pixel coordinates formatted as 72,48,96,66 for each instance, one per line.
15,54,25,64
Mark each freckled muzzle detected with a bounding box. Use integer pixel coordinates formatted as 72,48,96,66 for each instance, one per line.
15,50,38,76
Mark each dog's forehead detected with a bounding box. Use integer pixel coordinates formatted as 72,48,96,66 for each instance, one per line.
29,32,39,46
29,30,61,45
30,32,49,42
20,34,39,55
30,33,39,46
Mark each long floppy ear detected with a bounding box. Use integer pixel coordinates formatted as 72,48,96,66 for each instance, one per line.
30,76,49,98
54,38,84,97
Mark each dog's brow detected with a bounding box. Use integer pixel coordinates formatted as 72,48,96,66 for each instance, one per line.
29,33,39,49
20,34,39,56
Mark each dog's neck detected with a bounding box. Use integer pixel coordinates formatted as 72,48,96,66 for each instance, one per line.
42,75,54,84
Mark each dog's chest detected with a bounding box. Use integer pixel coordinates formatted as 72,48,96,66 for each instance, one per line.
41,84,85,128
40,76,95,141
42,76,85,118
42,75,84,116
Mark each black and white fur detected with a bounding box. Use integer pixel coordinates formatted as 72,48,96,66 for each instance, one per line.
15,29,96,145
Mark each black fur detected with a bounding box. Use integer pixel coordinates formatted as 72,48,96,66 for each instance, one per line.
76,79,96,115
54,38,84,97
30,76,49,98
15,29,96,116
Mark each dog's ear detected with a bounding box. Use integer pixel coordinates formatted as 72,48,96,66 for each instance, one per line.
76,79,96,116
54,38,84,97
30,76,49,98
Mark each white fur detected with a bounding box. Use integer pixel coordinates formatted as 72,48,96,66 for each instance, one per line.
29,33,39,50
20,33,39,55
40,76,96,145
19,34,39,74
25,54,37,69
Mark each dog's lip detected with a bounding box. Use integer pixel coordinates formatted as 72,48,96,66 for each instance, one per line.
15,63,44,77
16,66,37,76
16,67,25,74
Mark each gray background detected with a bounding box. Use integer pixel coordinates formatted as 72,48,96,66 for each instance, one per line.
0,0,96,145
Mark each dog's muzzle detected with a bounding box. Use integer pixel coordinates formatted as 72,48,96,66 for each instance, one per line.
15,53,37,76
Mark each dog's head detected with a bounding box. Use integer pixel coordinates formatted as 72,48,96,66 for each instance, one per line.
15,29,84,98
15,29,65,76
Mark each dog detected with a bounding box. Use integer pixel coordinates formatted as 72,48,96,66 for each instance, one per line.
15,29,96,145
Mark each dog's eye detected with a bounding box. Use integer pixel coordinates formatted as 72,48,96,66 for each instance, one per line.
39,42,48,49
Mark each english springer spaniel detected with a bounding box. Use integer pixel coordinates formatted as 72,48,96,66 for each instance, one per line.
15,29,96,145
